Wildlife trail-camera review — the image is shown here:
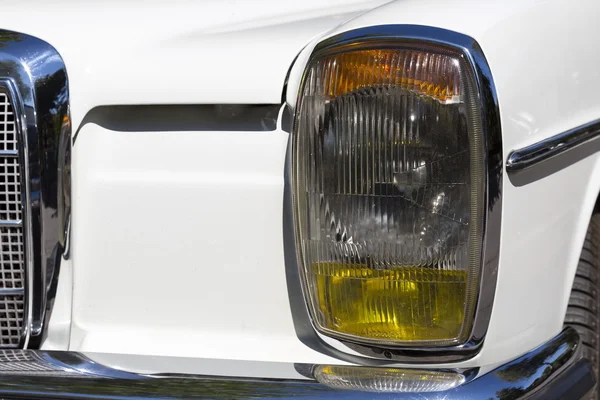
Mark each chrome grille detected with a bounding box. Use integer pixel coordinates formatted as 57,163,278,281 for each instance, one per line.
0,91,25,348
0,159,21,221
0,226,23,289
0,295,23,347
0,94,16,152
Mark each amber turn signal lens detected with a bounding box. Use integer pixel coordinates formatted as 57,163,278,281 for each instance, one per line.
293,43,484,347
318,49,461,102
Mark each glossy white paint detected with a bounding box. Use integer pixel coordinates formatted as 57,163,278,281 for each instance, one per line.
70,121,342,364
28,0,600,370
42,257,72,350
0,0,389,130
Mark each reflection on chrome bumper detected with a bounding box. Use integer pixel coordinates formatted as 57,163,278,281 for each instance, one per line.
0,327,592,399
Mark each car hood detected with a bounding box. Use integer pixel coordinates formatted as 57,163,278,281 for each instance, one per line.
0,0,389,128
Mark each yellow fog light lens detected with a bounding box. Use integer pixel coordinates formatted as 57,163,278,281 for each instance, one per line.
315,265,467,341
293,42,485,346
314,365,465,393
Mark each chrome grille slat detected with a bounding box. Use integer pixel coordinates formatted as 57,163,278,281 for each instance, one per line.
0,221,21,227
0,288,24,295
0,91,25,348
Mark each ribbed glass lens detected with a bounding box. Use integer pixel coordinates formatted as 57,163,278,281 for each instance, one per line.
293,44,484,346
314,365,465,393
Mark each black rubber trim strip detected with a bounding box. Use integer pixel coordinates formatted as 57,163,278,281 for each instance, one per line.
73,104,281,143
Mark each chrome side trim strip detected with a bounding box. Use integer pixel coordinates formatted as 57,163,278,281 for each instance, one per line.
0,328,589,399
286,24,503,363
507,118,600,174
506,119,600,186
0,29,71,348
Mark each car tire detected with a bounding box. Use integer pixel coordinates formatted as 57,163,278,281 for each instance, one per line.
565,213,600,398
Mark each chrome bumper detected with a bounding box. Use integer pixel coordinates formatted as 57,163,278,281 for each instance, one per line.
0,327,593,399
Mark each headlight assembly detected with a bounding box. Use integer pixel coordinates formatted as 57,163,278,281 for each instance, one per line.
292,26,502,354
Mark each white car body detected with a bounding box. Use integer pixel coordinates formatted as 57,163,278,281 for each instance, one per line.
0,0,598,397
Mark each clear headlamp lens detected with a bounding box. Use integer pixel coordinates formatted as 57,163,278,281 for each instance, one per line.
293,44,484,346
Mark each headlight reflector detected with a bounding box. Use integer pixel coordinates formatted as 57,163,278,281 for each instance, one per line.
292,42,485,347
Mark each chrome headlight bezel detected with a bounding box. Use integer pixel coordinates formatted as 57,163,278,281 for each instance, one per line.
288,25,502,362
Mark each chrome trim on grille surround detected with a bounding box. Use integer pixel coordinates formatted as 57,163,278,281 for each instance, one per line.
0,29,71,348
288,25,503,362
